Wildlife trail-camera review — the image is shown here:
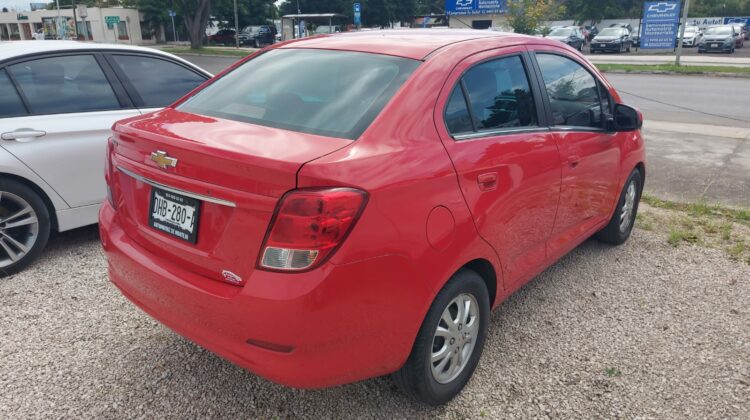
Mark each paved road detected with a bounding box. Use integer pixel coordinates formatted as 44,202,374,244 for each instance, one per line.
606,73,750,128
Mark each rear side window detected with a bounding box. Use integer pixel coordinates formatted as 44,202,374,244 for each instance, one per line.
110,54,207,108
444,55,538,136
178,49,420,140
536,54,605,129
0,69,27,118
8,55,120,115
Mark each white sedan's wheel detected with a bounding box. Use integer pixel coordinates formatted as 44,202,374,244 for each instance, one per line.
0,179,51,277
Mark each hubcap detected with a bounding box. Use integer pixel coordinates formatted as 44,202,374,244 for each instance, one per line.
620,180,637,232
430,293,479,384
0,192,39,268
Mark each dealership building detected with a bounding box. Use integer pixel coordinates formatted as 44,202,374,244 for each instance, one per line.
0,7,144,44
446,0,509,30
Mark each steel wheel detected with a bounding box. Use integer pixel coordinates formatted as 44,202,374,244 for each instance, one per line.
0,191,39,268
430,293,479,384
619,180,637,233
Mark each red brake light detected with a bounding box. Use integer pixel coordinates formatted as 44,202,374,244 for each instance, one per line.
259,188,368,271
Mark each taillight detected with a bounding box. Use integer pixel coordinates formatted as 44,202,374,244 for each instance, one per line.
258,188,368,271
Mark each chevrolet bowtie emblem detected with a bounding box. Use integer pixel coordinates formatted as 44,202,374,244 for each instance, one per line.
150,150,178,169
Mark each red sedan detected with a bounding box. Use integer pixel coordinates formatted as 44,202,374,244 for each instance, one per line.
100,30,645,405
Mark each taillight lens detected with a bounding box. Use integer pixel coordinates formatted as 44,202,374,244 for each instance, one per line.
259,188,368,271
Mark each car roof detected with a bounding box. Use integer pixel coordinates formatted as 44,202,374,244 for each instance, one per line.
278,29,544,60
0,41,211,75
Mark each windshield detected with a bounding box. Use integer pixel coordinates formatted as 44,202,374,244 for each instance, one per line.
549,28,573,37
598,28,624,37
705,26,732,35
178,49,420,140
684,27,698,34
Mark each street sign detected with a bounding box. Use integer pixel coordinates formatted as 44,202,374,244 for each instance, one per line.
640,1,682,49
354,3,361,26
105,15,120,29
445,0,507,16
168,10,177,17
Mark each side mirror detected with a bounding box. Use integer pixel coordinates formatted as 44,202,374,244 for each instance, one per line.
611,104,642,131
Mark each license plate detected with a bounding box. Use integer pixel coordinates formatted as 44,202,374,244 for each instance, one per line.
711,43,719,48
599,43,606,47
148,188,200,243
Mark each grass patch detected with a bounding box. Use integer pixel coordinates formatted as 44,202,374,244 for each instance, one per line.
605,367,622,377
642,194,750,227
159,47,253,57
639,194,750,264
595,63,750,76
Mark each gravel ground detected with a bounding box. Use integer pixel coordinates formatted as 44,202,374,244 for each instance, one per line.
1,226,748,419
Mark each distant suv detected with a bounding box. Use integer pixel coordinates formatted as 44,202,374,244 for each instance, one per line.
239,25,277,48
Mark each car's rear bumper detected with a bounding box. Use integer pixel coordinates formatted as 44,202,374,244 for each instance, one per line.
99,203,432,388
590,43,623,52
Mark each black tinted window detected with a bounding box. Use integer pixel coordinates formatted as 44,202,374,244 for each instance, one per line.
8,55,120,115
0,70,27,118
445,85,473,134
179,49,419,140
462,56,538,131
111,55,207,108
536,54,604,128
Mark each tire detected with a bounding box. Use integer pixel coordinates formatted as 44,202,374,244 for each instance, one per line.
595,169,643,245
0,178,51,277
253,39,259,48
393,269,490,406
626,44,631,52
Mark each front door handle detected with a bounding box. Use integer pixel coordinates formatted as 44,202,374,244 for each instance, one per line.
1,129,47,142
477,172,498,191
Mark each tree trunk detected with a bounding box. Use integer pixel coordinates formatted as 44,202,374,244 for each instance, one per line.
181,0,211,49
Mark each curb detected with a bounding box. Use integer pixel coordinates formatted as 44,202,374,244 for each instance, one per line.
599,69,750,79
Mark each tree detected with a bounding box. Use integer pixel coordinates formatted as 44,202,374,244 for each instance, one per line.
213,0,277,28
507,0,566,35
176,0,211,49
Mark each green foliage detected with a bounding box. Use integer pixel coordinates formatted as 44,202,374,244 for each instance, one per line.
212,0,278,28
507,0,566,35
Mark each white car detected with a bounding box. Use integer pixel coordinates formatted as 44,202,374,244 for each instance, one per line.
0,41,212,275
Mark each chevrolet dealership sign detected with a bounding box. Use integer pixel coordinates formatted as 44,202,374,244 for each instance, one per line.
445,0,507,16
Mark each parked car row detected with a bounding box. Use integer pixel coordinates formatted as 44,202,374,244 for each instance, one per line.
208,25,278,47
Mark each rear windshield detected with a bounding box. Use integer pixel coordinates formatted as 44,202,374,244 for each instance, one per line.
178,49,420,140
705,26,732,35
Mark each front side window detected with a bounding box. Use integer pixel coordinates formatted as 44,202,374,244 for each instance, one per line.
0,69,27,118
444,55,537,136
8,55,120,115
179,49,420,140
536,54,605,129
111,55,206,108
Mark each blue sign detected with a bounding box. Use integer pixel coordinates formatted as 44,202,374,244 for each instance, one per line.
168,10,176,17
354,3,361,26
724,17,750,28
445,0,507,16
641,1,682,49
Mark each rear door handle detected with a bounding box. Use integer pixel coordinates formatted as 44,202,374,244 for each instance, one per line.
477,172,498,191
1,129,47,142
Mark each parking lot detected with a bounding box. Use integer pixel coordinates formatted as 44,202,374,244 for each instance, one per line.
1,215,748,418
1,40,749,418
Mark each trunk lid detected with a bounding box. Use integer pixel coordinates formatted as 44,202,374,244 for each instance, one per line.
110,108,351,285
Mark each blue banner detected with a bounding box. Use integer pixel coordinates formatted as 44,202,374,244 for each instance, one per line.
445,0,507,16
354,3,361,26
641,1,682,49
724,17,750,27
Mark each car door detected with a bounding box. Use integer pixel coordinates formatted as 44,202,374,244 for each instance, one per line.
435,47,562,289
103,53,209,114
530,48,621,258
0,53,140,208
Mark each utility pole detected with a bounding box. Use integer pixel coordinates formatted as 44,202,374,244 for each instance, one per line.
676,0,690,66
55,0,62,39
234,0,239,48
297,0,301,14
